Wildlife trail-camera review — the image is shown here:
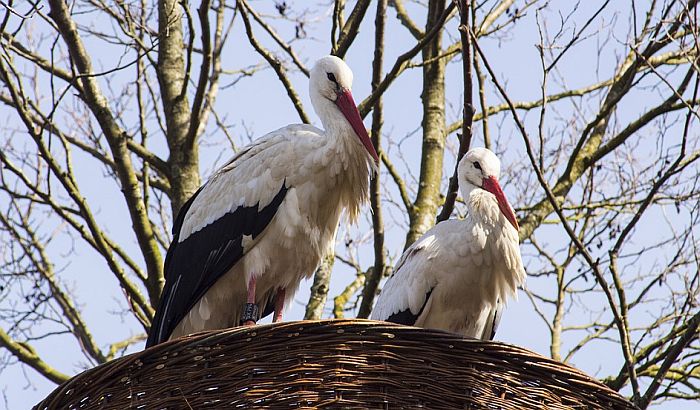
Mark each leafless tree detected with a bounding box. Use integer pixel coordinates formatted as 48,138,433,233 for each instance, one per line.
0,0,698,407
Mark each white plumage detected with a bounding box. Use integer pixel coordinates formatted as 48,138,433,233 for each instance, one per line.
147,56,378,347
371,148,525,340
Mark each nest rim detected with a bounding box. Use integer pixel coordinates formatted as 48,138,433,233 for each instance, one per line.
36,319,638,410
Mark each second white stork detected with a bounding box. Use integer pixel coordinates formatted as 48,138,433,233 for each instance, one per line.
370,148,525,340
146,56,378,347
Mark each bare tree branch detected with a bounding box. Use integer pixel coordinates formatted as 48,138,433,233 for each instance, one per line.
334,0,371,58
48,0,164,305
0,328,69,385
358,0,388,318
436,0,474,223
389,0,423,39
238,0,310,124
358,2,456,118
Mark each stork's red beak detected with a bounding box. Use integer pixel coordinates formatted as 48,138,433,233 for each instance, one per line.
335,90,380,163
482,176,519,231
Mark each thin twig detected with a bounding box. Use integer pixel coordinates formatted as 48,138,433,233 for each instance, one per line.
238,0,310,124
358,2,456,117
241,0,309,76
185,0,213,149
334,0,371,58
0,0,42,20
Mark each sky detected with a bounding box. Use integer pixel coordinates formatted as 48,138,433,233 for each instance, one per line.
1,1,697,409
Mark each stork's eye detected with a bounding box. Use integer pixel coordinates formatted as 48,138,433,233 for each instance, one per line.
327,72,337,83
473,161,482,171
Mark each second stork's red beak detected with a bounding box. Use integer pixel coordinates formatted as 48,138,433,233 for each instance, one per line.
482,176,519,231
335,90,380,164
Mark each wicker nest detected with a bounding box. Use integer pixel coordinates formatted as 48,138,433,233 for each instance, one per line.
36,319,637,409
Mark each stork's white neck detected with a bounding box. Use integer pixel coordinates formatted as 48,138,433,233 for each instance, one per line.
311,87,375,169
461,183,524,307
464,185,506,229
307,88,373,225
460,182,477,209
311,90,350,136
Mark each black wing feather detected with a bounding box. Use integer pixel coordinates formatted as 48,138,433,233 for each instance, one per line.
146,182,288,347
385,288,434,326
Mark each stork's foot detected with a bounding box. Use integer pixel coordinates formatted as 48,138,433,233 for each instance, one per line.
240,302,259,327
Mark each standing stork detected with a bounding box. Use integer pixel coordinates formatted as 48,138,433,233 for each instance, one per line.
146,56,378,347
370,148,524,340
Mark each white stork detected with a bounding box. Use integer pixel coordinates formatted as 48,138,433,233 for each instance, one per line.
146,56,378,347
370,148,525,340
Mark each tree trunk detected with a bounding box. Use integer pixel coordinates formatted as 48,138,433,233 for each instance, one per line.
157,0,202,217
404,0,447,248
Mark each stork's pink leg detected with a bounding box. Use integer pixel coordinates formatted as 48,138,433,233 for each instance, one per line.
273,288,286,323
246,277,256,303
241,276,258,327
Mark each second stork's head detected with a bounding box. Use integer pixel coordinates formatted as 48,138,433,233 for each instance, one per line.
310,55,379,163
458,147,519,231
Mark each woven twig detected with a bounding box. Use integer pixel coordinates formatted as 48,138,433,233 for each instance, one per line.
35,319,638,409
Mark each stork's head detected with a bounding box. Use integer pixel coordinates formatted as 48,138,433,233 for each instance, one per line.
310,56,379,163
458,148,519,231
